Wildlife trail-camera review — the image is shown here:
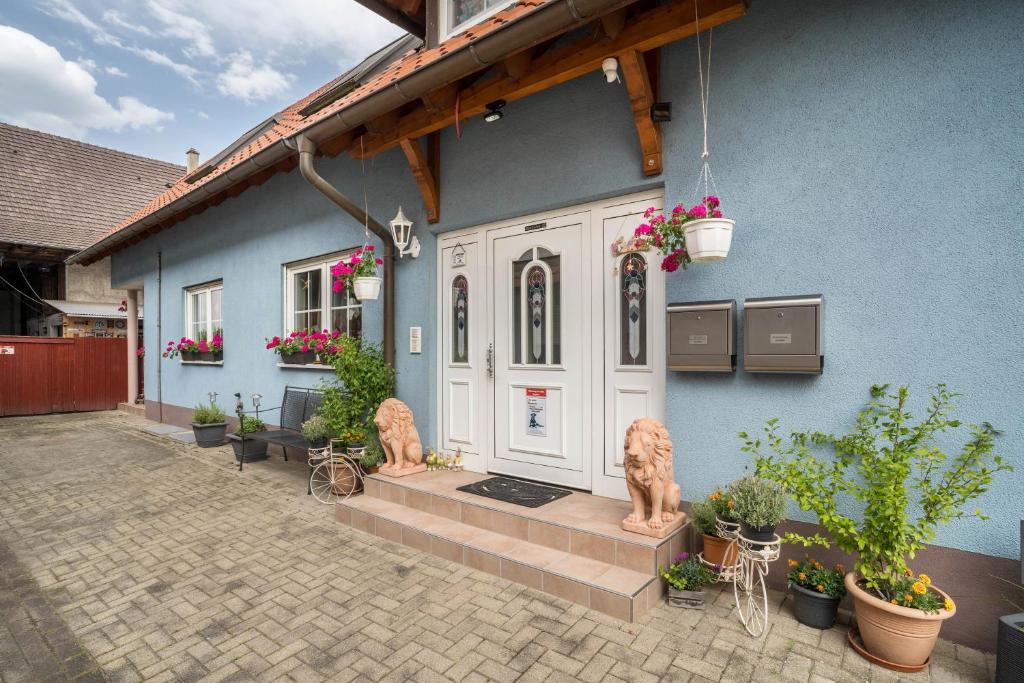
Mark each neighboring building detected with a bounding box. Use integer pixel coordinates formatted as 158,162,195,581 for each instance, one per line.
0,123,180,336
70,0,1022,648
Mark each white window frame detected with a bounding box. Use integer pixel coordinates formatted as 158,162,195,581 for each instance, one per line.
282,251,363,339
185,281,223,342
438,0,516,41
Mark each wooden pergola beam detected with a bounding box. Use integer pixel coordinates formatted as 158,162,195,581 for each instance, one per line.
351,0,746,158
399,137,440,223
619,49,661,176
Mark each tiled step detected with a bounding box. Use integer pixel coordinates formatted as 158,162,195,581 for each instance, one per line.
337,495,663,621
363,471,690,577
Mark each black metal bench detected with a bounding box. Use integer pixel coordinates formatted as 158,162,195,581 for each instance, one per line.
247,386,324,462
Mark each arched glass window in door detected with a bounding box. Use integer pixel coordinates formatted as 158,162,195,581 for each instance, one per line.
512,247,561,365
620,252,647,365
451,275,469,364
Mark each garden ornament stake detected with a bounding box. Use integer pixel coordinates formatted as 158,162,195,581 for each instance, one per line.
234,392,245,472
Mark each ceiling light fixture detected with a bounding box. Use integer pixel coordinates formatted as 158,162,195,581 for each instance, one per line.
651,102,672,122
602,57,620,83
484,99,506,123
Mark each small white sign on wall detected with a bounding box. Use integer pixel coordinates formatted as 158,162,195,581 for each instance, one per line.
525,388,547,437
0,346,14,355
409,326,422,354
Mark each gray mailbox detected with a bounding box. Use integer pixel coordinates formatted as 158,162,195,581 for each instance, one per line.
743,294,824,373
667,300,736,372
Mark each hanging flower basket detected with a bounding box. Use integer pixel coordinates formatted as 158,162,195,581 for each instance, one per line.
331,246,384,302
684,216,734,262
352,276,382,301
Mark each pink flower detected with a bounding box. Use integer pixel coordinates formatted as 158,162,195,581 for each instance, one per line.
198,340,209,353
332,329,341,338
332,280,344,293
340,264,353,276
350,256,362,265
180,336,186,343
290,331,300,337
315,342,325,351
653,233,664,246
328,345,338,354
300,344,309,353
644,207,654,218
330,263,344,277
661,254,680,273
688,204,708,219
375,258,383,265
704,195,720,209
364,244,374,251
672,204,685,215
711,209,723,218
634,223,651,236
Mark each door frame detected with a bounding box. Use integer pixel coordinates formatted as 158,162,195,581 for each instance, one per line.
435,188,665,496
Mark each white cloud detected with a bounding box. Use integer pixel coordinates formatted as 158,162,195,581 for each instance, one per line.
101,10,153,36
196,110,209,119
76,56,96,71
130,46,198,83
147,1,216,59
216,51,293,103
105,65,127,77
0,26,172,138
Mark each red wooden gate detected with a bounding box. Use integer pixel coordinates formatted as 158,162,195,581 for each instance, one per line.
0,337,127,417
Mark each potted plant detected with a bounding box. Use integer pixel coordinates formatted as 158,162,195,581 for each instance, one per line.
609,196,732,273
191,402,227,447
199,330,224,362
330,245,384,301
300,415,332,449
341,426,366,457
227,414,268,462
743,384,1012,669
661,552,718,609
787,557,847,629
693,496,738,569
266,331,317,365
359,447,384,474
165,337,199,361
729,475,787,543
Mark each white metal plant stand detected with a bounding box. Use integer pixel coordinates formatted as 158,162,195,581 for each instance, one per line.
702,517,781,637
308,445,364,504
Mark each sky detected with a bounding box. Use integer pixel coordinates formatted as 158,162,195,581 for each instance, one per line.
0,1,403,164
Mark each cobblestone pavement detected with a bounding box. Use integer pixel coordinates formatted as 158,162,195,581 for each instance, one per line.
0,412,995,682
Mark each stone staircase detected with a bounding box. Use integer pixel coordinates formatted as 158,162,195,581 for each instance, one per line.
336,470,691,621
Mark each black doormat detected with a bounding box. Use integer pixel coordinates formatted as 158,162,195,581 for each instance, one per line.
456,476,573,508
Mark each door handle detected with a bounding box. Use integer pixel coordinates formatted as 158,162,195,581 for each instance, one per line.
486,343,494,379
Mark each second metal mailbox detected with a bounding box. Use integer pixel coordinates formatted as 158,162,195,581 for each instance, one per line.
667,300,736,371
743,294,824,373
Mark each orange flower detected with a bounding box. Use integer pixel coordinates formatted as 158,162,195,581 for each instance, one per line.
904,594,914,603
835,564,845,573
727,499,736,509
890,599,898,605
787,559,798,568
912,582,927,595
918,573,931,586
944,598,955,611
904,567,914,577
816,584,825,593
798,572,807,581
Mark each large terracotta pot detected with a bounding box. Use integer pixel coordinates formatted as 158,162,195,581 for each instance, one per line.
701,533,739,568
845,572,955,667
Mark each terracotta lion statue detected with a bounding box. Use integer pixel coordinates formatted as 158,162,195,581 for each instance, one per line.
623,417,680,530
374,398,423,471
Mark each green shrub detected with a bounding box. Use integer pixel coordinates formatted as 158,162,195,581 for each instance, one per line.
319,335,395,446
691,500,718,536
301,415,332,442
360,446,384,469
192,402,226,424
235,415,266,436
742,383,1011,607
729,475,787,528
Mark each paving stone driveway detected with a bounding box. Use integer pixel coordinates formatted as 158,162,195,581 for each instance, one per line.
0,412,994,682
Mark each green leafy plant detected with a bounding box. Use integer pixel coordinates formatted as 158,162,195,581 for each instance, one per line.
234,415,266,436
192,402,226,424
742,383,1011,609
319,335,395,447
729,475,787,528
301,415,333,443
341,426,366,444
707,488,738,522
660,552,718,592
360,446,384,470
691,500,718,536
787,557,847,599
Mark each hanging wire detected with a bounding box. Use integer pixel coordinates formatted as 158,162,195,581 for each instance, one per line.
693,2,719,203
359,135,371,245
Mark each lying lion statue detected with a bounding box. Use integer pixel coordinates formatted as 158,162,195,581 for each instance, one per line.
374,398,423,471
623,417,680,530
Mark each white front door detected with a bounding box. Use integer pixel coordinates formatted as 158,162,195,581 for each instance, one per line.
488,213,591,489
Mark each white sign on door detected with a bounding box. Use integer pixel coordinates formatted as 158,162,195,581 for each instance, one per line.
525,388,547,436
0,346,14,355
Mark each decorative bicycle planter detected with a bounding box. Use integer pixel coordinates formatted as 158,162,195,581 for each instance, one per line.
701,517,781,637
307,444,365,503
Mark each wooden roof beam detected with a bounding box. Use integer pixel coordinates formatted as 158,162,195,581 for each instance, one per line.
399,137,440,223
619,49,662,176
354,0,747,158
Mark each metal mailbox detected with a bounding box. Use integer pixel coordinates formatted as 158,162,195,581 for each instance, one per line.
743,294,824,373
667,300,736,372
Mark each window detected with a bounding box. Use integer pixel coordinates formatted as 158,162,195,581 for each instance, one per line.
284,253,362,338
512,247,560,365
440,0,514,40
619,253,647,366
185,281,223,341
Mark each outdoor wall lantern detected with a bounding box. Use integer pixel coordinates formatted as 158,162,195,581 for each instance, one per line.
389,206,421,259
251,393,262,409
208,391,218,404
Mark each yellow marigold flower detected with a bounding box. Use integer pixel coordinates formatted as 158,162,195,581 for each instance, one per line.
944,598,955,611
904,567,914,577
798,572,807,581
912,581,927,595
890,599,898,605
816,584,825,593
904,594,914,602
788,559,798,568
918,573,931,585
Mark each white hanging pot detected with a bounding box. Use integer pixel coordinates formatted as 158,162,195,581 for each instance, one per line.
684,218,735,263
352,276,382,301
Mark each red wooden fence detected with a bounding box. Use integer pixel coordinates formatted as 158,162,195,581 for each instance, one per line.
0,337,127,417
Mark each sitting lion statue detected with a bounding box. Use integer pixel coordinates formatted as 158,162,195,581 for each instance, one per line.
622,417,680,530
374,398,423,471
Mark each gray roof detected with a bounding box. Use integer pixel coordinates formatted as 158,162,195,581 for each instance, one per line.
43,300,143,319
0,123,185,251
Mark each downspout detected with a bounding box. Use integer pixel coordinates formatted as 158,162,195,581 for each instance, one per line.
156,250,163,423
290,134,395,365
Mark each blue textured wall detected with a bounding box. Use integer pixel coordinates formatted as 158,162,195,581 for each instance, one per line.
113,0,1023,559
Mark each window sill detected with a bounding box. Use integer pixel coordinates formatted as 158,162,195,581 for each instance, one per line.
276,363,334,371
181,360,224,366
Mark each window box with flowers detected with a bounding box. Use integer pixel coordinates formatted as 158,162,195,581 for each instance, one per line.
266,329,343,366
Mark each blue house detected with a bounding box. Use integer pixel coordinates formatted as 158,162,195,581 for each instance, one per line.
71,0,1022,650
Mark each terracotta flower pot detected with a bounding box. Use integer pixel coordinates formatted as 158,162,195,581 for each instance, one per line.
845,572,955,667
701,533,739,568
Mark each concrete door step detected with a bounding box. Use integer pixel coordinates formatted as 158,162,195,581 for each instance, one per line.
337,495,664,621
